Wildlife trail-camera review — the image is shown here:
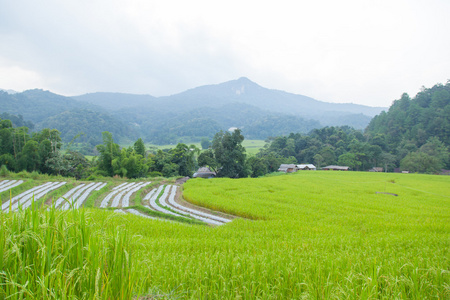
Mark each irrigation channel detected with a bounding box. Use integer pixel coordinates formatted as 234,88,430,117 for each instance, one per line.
1,180,233,226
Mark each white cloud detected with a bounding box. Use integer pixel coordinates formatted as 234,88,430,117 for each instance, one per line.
0,0,449,106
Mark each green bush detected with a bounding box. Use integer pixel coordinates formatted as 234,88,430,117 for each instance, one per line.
0,165,8,177
148,171,162,178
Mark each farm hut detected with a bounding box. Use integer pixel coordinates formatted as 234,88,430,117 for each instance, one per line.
297,164,316,170
441,169,450,175
193,167,216,178
278,164,298,173
369,167,383,172
322,165,350,171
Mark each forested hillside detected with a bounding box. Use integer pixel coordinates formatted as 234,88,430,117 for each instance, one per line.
36,109,138,146
0,90,137,146
255,81,450,174
366,82,450,149
1,78,384,146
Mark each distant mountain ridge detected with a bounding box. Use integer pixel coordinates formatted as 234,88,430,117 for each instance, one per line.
72,77,385,117
1,78,387,146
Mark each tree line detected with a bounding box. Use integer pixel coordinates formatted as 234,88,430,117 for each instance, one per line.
1,81,448,178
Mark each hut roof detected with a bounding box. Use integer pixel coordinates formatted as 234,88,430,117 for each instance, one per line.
322,165,350,171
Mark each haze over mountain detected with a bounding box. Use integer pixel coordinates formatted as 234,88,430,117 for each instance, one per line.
1,77,386,147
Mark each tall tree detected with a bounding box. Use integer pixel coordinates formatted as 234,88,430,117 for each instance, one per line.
96,131,121,176
133,138,146,157
211,129,248,178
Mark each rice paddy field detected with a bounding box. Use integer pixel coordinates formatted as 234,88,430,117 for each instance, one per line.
1,171,449,299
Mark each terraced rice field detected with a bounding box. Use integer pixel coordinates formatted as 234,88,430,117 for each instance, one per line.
1,172,449,298
2,181,66,212
142,184,232,225
0,180,24,193
0,179,232,226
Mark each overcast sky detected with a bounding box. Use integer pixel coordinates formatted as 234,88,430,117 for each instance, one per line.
0,0,449,107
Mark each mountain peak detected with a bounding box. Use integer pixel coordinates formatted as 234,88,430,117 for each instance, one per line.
236,76,252,83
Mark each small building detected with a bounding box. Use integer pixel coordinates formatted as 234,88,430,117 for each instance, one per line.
441,169,450,175
297,164,316,171
322,165,350,171
369,167,383,172
278,164,298,173
193,167,216,178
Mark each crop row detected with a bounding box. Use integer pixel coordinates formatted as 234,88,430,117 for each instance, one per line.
2,182,66,212
100,182,151,208
55,182,107,209
0,180,24,193
1,179,233,226
142,185,232,225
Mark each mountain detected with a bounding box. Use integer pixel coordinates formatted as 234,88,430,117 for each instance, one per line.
1,78,387,146
73,77,384,118
72,77,385,132
0,88,19,94
159,77,384,116
36,109,138,145
0,89,102,123
0,90,136,146
73,92,157,111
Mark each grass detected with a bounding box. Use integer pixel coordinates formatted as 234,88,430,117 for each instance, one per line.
242,139,266,155
0,202,144,299
1,171,449,298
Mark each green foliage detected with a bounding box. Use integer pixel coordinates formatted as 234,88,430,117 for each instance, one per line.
0,206,139,299
338,152,361,170
133,137,146,157
400,152,443,174
211,129,248,178
0,165,8,177
0,112,34,129
96,132,121,177
200,137,211,150
174,172,450,298
148,171,162,178
247,156,267,178
366,81,450,161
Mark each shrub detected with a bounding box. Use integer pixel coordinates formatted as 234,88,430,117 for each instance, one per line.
148,171,163,178
0,165,8,177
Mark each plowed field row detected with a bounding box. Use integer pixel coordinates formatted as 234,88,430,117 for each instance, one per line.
1,180,234,226
0,180,24,193
143,185,231,225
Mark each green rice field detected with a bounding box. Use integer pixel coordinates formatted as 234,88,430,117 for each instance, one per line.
1,171,449,299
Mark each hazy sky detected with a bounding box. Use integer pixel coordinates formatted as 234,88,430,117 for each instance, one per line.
0,0,449,107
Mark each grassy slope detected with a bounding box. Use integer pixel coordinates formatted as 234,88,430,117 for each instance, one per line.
1,171,449,298
143,171,449,298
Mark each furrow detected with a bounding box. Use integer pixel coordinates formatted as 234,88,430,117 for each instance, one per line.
112,182,128,191
162,185,223,225
54,184,86,208
60,183,96,210
0,180,10,188
22,182,67,210
74,182,104,208
110,182,142,208
143,188,157,201
0,180,24,193
121,182,151,207
149,185,185,217
167,186,232,223
3,182,54,211
95,182,107,191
